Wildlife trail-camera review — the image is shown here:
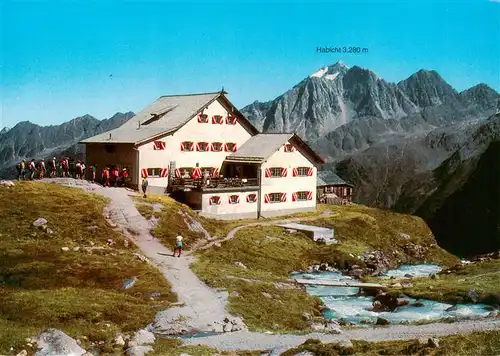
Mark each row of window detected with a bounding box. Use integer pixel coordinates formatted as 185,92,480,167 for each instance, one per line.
209,191,313,205
180,141,237,152
198,114,237,125
265,167,314,178
154,141,296,153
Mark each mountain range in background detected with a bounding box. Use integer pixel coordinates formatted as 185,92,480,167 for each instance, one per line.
242,62,499,257
0,112,134,177
1,62,498,256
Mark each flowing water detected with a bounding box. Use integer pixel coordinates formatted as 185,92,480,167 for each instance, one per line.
293,264,494,325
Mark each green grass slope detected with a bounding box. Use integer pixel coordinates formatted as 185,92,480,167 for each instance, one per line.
0,182,176,354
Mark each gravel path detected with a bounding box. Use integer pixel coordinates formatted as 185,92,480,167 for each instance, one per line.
46,179,500,351
49,178,241,333
182,319,500,351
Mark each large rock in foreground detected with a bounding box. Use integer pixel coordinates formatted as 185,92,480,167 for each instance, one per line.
35,329,87,356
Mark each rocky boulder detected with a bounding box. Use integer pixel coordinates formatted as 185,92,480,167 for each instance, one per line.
373,293,410,312
128,329,155,347
35,329,87,356
126,346,153,356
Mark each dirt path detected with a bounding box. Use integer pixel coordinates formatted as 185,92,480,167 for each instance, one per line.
193,210,333,252
50,178,244,334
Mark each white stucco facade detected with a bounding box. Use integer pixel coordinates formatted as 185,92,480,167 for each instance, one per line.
259,140,317,217
136,99,253,190
200,189,259,220
199,139,318,219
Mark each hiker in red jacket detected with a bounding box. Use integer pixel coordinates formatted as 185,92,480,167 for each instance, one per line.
120,168,129,187
102,167,110,187
60,157,69,177
111,167,120,187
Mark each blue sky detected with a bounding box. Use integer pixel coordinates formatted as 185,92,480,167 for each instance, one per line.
1,0,499,128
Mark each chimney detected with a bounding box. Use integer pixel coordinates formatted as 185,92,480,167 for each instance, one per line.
108,133,112,140
137,121,141,129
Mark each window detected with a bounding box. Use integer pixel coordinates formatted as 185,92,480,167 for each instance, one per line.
209,196,221,205
212,115,224,124
264,192,286,203
246,193,257,203
284,144,295,152
153,141,166,150
226,116,237,125
104,144,116,153
293,191,312,201
266,167,287,177
181,141,194,151
198,114,209,123
294,167,311,177
147,168,162,177
211,142,223,152
228,195,240,204
196,142,209,152
270,168,282,177
224,142,237,152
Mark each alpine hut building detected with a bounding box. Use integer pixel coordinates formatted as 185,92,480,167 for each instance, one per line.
316,171,354,204
81,90,325,219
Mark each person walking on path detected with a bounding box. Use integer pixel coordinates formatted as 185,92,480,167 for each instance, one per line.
120,168,129,187
17,159,26,180
102,167,111,187
75,161,82,179
49,157,57,178
173,233,183,257
112,167,120,187
28,159,37,180
141,177,148,198
89,164,96,183
38,159,46,179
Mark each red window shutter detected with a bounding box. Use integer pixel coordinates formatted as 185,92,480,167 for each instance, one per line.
281,193,287,202
281,168,287,177
292,168,298,177
224,143,229,152
174,169,181,178
307,191,313,200
141,169,148,178
161,141,166,149
265,168,271,178
213,168,219,177
264,194,270,203
180,143,185,152
196,142,200,151
292,192,297,201
232,143,237,152
307,167,313,176
161,168,169,177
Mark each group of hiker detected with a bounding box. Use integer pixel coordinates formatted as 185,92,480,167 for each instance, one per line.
16,157,130,187
16,157,75,180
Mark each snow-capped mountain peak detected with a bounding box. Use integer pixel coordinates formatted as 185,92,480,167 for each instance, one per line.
310,66,329,78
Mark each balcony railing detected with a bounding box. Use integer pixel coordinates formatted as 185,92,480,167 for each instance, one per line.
170,177,258,190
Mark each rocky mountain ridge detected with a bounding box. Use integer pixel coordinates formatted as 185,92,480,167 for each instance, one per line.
0,112,134,177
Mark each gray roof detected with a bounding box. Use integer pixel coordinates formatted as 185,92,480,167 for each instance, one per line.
81,92,222,144
317,171,353,186
225,133,293,163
